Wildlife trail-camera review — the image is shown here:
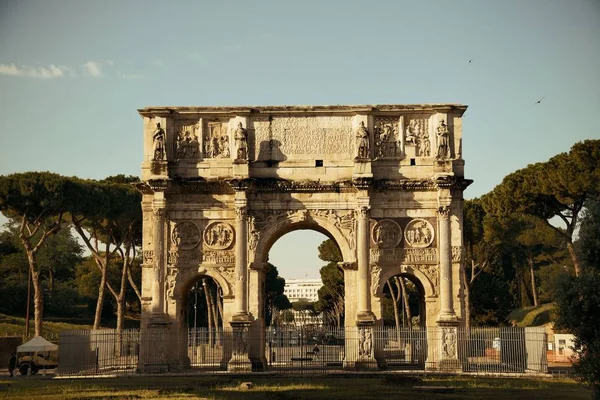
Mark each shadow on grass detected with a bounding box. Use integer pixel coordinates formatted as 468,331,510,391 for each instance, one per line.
0,375,592,400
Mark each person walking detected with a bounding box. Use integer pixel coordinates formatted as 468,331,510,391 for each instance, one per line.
8,353,16,377
313,343,320,360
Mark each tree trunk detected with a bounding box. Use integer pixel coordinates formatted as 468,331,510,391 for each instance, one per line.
387,280,401,332
202,279,214,346
462,262,471,330
94,268,107,329
30,266,43,337
529,256,538,307
114,251,130,354
398,277,412,329
19,217,63,337
567,241,581,277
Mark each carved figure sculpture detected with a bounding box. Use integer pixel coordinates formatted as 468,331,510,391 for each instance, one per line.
404,219,434,248
358,327,373,357
372,219,402,248
436,119,451,159
418,131,430,157
359,328,366,356
442,328,457,358
364,330,373,356
234,122,248,161
152,122,166,161
355,121,370,159
376,124,397,158
171,221,201,250
405,120,419,145
220,134,230,158
233,328,248,356
190,134,199,157
203,222,235,249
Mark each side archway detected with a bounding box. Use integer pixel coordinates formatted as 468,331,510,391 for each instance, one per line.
374,265,436,299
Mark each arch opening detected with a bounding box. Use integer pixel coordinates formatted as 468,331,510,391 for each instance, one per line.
381,273,426,329
264,226,346,330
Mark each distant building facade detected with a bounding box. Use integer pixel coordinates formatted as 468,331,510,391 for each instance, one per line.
284,278,323,326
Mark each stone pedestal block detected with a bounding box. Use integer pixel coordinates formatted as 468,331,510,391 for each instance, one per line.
353,160,372,178
227,322,252,372
232,161,249,178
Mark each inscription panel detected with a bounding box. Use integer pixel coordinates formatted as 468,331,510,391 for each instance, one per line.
253,116,354,158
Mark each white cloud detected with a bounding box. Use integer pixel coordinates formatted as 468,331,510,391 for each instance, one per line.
0,63,71,79
82,61,103,77
0,60,141,80
118,72,145,80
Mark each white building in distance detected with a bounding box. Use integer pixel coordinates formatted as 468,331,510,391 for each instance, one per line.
283,279,323,326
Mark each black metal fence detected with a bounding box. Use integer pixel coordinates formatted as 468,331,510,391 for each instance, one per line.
57,326,549,376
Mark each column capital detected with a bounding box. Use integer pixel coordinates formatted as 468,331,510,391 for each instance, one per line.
234,205,247,219
152,207,165,219
437,205,450,220
357,205,371,218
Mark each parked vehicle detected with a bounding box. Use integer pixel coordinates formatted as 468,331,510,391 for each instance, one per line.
18,352,58,375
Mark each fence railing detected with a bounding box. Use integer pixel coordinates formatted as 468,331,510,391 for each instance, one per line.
57,326,550,376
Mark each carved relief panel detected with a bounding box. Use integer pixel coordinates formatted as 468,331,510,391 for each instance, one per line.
371,219,402,248
373,117,400,158
403,117,430,157
172,221,202,250
204,121,230,159
203,221,235,250
173,121,200,161
168,220,202,269
404,219,435,248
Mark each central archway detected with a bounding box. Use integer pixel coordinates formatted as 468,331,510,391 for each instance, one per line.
246,210,356,368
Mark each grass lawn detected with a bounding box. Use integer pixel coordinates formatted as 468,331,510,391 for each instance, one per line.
0,375,591,400
0,313,92,340
506,303,556,327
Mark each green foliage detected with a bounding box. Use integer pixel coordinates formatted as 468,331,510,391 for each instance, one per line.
264,263,291,326
470,271,513,326
555,271,600,398
317,239,342,263
0,172,78,220
483,140,600,275
576,196,600,270
315,242,344,327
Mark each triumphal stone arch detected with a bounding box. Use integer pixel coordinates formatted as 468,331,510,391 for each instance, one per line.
137,104,471,372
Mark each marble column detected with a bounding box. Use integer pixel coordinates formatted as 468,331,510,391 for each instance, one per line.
233,205,249,319
151,207,165,316
437,205,455,319
356,205,374,321
229,205,253,371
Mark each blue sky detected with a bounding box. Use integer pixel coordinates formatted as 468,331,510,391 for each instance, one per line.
1,0,599,279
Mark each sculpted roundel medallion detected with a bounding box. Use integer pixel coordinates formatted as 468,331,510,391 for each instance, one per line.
203,221,235,250
404,219,435,248
172,221,201,250
372,219,402,249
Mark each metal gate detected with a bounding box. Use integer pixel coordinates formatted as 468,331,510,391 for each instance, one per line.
265,326,345,374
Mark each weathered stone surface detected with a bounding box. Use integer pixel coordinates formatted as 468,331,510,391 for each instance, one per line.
138,104,470,371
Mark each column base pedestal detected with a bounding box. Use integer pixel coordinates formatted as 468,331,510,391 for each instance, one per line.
228,321,252,372
353,160,372,179
356,311,375,324
233,160,249,178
